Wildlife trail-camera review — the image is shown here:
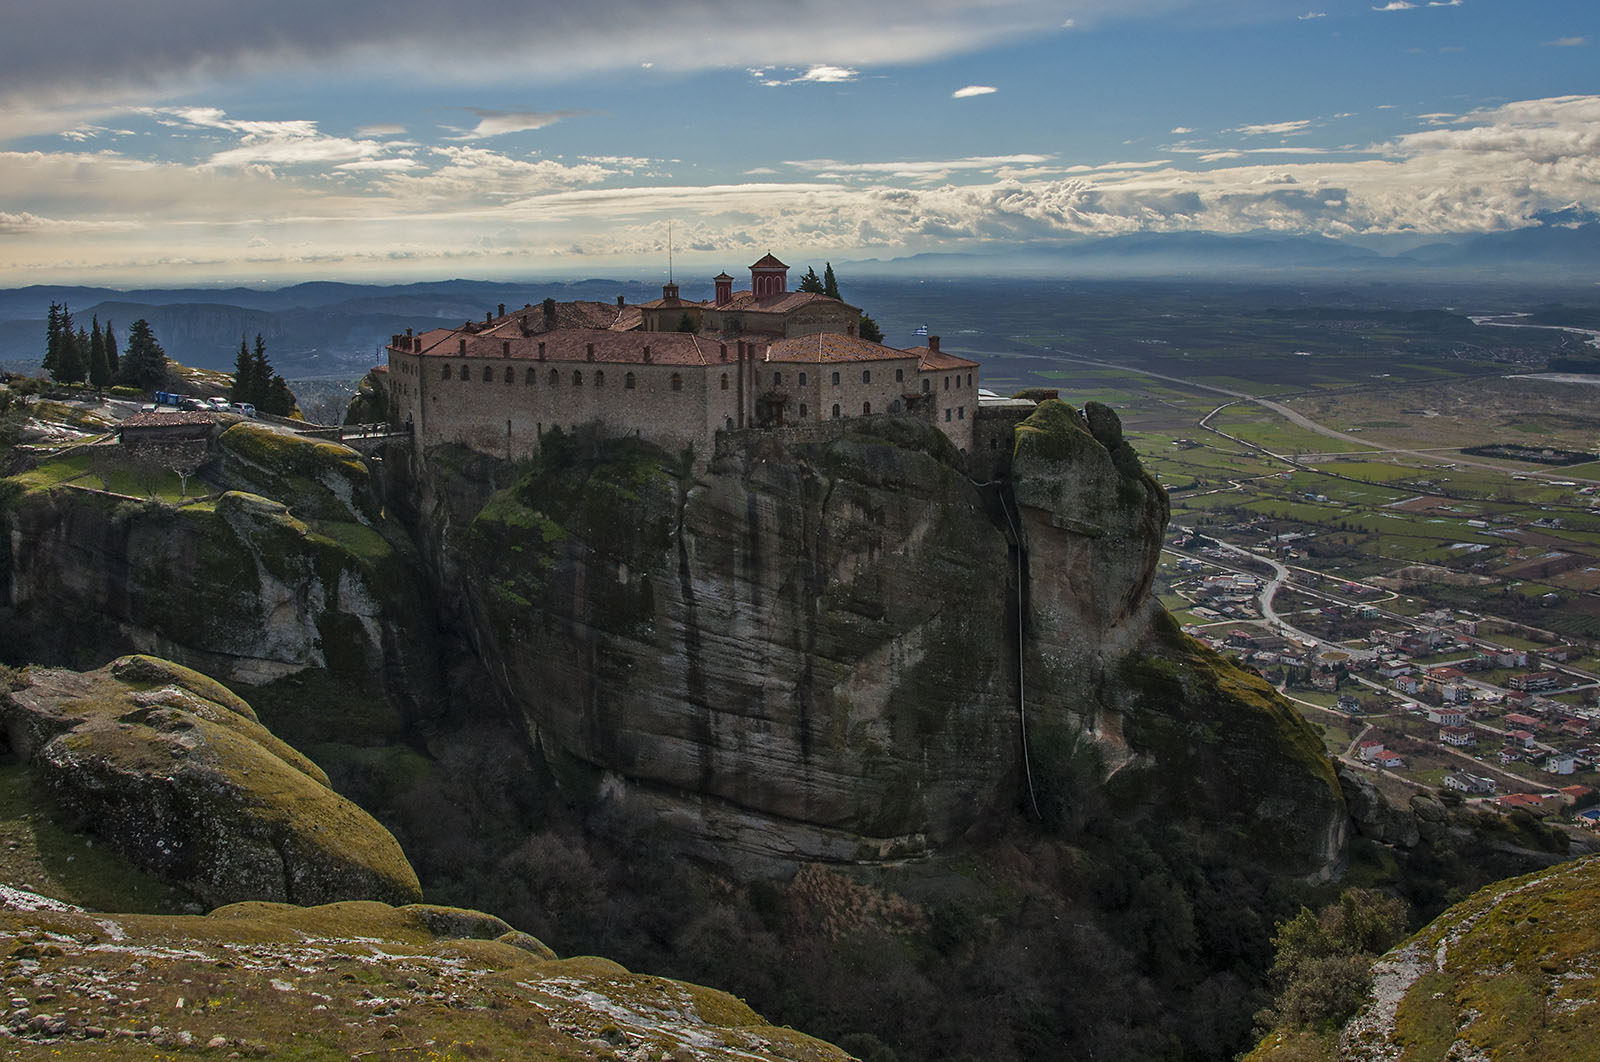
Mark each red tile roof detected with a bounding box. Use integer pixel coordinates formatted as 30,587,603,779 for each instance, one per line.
407,328,748,367
907,345,980,370
763,333,912,364
750,253,789,270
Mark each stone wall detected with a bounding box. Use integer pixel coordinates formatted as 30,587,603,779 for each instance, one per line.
390,342,981,463
969,401,1039,482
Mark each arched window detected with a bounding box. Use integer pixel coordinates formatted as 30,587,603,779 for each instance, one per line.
720,373,728,390
863,401,872,415
921,379,930,392
831,371,840,386
482,366,493,382
967,373,973,387
943,376,950,390
625,372,636,389
799,371,808,386
725,417,734,430
895,368,904,382
862,370,871,384
799,403,808,418
890,398,902,413
671,373,682,392
548,368,558,386
594,370,605,387
441,364,451,380
572,370,582,386
525,368,536,384
504,367,514,383
832,403,841,419
773,371,782,386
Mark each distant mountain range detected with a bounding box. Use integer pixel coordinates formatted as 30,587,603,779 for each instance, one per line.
845,222,1600,280
3,225,1597,376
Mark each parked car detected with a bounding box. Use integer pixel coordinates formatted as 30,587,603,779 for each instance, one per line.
232,403,257,418
205,396,232,411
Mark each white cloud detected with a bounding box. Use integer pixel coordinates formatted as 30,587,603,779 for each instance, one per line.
1170,126,1193,134
1427,0,1462,6
1372,1,1415,9
760,64,860,86
7,91,1600,285
356,123,408,137
1543,36,1589,48
449,108,579,139
1297,11,1326,19
952,86,997,99
1234,119,1314,136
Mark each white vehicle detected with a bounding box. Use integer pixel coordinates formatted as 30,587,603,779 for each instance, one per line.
232,403,257,418
205,396,232,411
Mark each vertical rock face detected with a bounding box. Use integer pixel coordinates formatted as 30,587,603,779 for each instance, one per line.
0,430,437,704
461,424,1017,865
1010,401,1344,877
450,411,1345,875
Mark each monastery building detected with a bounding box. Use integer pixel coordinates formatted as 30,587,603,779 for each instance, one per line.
384,254,981,461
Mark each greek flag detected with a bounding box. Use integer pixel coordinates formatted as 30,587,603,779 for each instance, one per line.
913,324,928,336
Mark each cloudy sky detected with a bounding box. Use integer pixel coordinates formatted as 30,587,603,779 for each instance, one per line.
1,0,1595,286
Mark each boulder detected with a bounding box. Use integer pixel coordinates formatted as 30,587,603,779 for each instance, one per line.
0,655,422,908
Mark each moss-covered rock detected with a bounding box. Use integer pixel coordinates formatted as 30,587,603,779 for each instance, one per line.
217,422,377,523
0,657,421,908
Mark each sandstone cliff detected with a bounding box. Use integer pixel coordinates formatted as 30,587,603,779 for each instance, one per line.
399,404,1345,875
0,655,421,907
0,426,438,704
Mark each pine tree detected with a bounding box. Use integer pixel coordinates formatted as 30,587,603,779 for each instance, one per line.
56,326,88,385
230,336,255,404
45,304,80,383
88,316,110,392
264,374,297,417
120,319,168,390
249,334,271,405
797,267,825,294
103,320,118,375
42,303,62,376
823,263,839,300
858,313,883,344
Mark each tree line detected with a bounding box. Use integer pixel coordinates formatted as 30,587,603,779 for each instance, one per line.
41,304,295,416
229,334,296,416
42,304,168,391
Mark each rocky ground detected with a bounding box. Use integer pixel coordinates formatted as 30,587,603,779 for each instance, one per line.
0,889,844,1061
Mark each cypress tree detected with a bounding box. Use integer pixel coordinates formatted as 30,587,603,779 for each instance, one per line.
797,267,825,294
823,262,839,300
88,316,110,392
104,319,118,375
